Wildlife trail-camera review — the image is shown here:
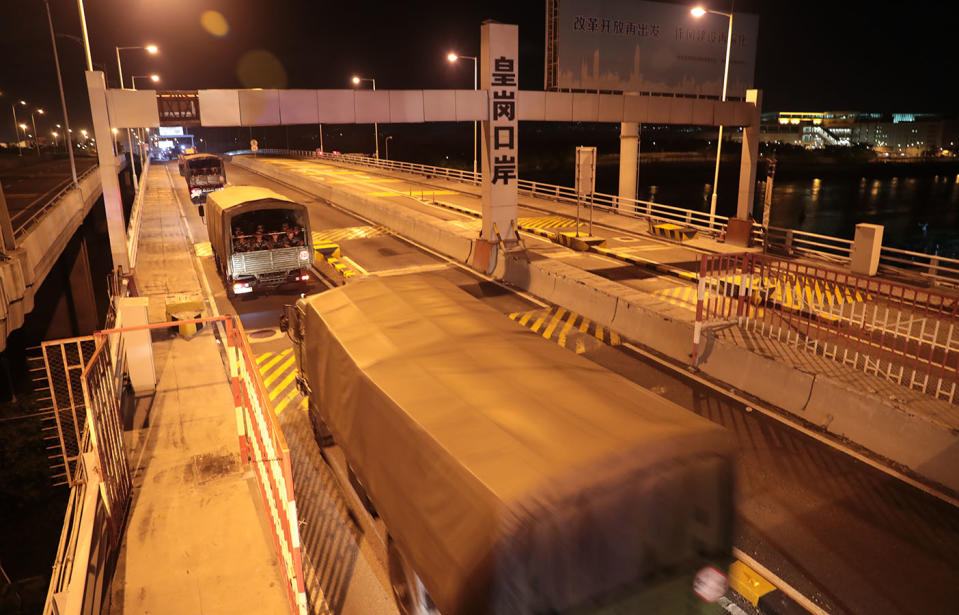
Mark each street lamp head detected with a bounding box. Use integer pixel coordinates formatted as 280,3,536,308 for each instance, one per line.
56,123,61,128
111,127,118,134
447,52,458,62
80,129,88,136
145,44,158,54
691,6,707,17
37,108,44,114
18,123,27,130
19,100,26,106
149,74,160,82
52,131,58,137
352,76,361,85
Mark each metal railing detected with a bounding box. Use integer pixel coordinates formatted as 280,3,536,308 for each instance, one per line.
126,158,151,269
13,165,99,239
229,149,959,285
693,252,959,403
42,316,308,615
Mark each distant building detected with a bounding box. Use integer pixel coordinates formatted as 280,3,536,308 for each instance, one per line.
759,111,956,156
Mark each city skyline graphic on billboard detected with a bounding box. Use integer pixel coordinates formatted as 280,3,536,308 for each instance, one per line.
553,0,759,98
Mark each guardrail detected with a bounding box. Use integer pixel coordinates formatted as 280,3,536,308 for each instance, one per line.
126,158,151,269
694,252,959,403
41,315,307,615
229,149,959,285
13,165,99,239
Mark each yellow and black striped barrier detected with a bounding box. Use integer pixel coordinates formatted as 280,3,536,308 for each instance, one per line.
728,559,812,615
313,242,360,286
648,220,698,242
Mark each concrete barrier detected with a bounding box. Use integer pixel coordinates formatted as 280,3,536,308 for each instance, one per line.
0,169,104,351
234,155,959,496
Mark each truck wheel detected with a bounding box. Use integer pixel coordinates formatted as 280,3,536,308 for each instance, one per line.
388,538,436,615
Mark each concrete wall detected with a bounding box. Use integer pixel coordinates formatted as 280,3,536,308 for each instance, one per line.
0,170,105,351
234,156,959,496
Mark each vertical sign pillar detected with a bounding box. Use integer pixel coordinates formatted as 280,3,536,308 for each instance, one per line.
86,71,130,272
735,88,762,221
480,21,519,247
617,118,639,209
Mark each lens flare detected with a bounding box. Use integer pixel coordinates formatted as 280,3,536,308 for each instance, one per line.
237,50,287,88
200,10,229,37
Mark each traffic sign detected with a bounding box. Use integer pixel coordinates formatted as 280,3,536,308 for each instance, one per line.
250,139,258,152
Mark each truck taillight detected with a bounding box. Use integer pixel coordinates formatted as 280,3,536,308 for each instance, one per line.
298,274,310,281
298,249,310,261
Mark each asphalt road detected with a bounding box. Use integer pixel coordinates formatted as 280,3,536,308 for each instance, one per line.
169,161,959,615
0,157,98,232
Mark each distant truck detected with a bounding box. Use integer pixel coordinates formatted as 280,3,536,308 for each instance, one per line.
283,274,736,615
206,186,313,297
182,153,226,210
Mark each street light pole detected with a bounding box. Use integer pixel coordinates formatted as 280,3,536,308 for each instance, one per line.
448,53,478,178
44,0,78,185
10,104,22,157
75,0,93,71
351,76,378,158
385,135,392,160
31,110,43,157
692,6,733,229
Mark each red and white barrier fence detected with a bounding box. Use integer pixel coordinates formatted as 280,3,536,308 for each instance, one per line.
694,253,959,403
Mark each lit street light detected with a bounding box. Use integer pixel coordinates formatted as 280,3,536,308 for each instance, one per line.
351,75,378,159
691,5,733,229
115,43,159,89
447,51,478,177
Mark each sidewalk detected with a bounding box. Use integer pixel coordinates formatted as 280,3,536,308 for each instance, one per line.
233,155,959,496
106,164,289,614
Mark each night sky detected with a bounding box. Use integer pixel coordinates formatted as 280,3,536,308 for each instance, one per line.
1,0,956,142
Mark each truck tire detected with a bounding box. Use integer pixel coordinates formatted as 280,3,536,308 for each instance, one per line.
388,537,437,615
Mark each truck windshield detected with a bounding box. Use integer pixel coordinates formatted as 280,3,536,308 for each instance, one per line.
231,210,306,252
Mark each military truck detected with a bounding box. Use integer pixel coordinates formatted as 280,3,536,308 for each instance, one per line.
206,186,313,297
283,274,736,615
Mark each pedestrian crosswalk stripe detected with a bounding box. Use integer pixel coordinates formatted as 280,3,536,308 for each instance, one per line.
270,371,298,401
259,348,292,373
508,306,622,353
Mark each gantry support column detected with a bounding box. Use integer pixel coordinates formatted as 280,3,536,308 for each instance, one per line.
474,21,520,274
85,70,130,272
617,119,639,209
727,89,762,247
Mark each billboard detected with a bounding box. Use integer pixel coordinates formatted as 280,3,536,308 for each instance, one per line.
157,126,185,136
547,0,759,98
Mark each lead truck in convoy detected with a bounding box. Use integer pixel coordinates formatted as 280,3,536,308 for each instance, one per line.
283,274,736,615
206,186,313,297
182,153,226,212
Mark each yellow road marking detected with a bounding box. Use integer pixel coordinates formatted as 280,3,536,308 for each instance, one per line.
609,330,621,345
255,352,274,365
263,356,295,387
272,387,300,415
575,338,586,354
594,323,605,343
556,310,579,348
518,311,534,326
259,348,292,373
579,317,590,333
530,309,550,333
269,371,298,401
542,308,566,339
